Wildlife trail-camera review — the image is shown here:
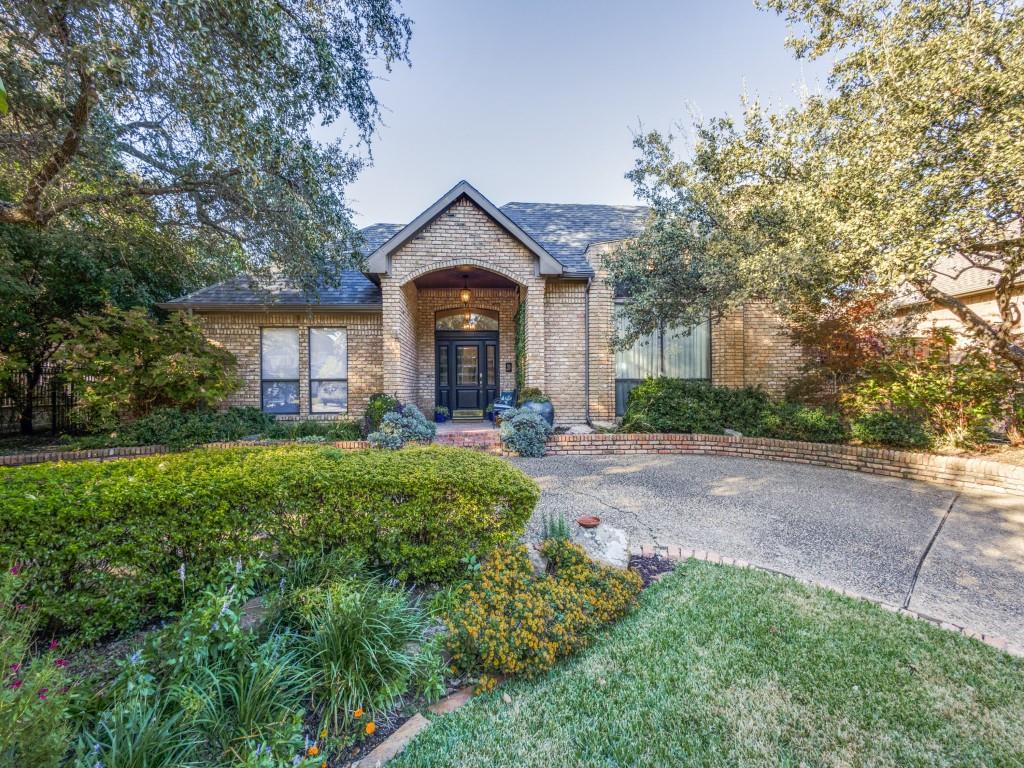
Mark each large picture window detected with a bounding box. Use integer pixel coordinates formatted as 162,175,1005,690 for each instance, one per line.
261,328,300,414
309,328,348,413
614,305,710,415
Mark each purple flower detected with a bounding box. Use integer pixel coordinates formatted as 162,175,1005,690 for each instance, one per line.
10,663,21,673
37,687,49,700
9,564,21,576
178,563,186,583
8,679,23,690
54,658,68,668
47,639,59,651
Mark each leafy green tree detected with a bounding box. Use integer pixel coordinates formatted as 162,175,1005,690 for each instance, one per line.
0,0,411,286
0,197,237,433
608,0,1024,378
59,306,240,430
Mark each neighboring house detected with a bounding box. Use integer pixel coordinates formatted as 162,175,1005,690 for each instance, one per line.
895,253,1023,345
162,181,804,424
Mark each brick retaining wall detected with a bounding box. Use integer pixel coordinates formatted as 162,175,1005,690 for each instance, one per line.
3,432,1022,498
544,433,1024,497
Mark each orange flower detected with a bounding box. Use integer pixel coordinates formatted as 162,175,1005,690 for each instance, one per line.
353,707,364,719
364,721,376,736
321,763,327,768
307,745,320,757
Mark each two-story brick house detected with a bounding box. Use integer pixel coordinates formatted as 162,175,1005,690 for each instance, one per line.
162,181,804,425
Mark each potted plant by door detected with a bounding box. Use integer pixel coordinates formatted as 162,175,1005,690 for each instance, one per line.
485,403,495,423
434,406,450,424
518,388,554,426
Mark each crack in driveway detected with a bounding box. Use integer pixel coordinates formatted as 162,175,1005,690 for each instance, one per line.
903,493,960,610
561,485,663,548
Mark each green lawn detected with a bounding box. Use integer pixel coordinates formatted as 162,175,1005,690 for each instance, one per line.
394,561,1024,767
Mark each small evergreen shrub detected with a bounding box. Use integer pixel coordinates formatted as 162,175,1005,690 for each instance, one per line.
367,404,436,449
499,407,553,457
620,379,772,435
445,541,641,684
851,410,931,449
66,407,362,450
0,445,538,641
362,393,400,437
517,387,550,405
757,401,848,443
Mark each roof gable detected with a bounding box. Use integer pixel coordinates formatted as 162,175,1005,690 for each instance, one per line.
364,180,564,276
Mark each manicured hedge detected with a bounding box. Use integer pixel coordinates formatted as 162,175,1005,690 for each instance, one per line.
0,445,538,642
621,378,846,443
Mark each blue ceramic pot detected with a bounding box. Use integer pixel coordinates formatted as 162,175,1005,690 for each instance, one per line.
522,399,554,426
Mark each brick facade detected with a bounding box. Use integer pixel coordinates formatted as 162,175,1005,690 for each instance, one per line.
414,287,518,410
195,310,382,419
711,301,805,396
188,200,807,424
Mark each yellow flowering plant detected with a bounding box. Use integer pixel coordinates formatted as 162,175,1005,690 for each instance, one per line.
444,541,641,682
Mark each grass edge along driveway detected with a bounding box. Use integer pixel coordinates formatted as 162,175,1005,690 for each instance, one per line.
393,561,1024,768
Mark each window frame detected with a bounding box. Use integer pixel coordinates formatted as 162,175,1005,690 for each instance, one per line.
307,327,349,415
613,301,712,416
260,327,301,415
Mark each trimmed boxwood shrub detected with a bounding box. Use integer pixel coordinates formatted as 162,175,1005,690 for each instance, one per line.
757,401,848,443
66,407,363,451
0,445,538,642
620,379,772,435
620,378,844,443
851,410,931,449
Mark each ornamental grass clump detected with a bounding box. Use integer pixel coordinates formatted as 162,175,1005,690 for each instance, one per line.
444,541,641,682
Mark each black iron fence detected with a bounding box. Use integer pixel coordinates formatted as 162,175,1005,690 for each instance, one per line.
0,364,77,435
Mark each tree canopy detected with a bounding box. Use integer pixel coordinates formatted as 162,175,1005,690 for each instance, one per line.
0,0,412,286
607,0,1024,375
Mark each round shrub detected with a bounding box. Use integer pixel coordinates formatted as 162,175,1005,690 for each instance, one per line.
0,445,538,642
499,407,553,457
367,404,436,449
851,410,931,449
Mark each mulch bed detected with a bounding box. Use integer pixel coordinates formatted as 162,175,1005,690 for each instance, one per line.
629,554,677,588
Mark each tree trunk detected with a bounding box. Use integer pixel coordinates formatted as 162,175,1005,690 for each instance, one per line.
18,364,43,436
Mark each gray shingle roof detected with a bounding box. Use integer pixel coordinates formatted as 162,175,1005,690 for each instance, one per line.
499,202,649,275
164,200,649,308
164,270,383,308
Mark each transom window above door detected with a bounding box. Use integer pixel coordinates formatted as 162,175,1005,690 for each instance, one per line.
435,308,499,331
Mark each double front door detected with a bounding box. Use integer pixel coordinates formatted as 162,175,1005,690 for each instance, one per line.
436,333,498,416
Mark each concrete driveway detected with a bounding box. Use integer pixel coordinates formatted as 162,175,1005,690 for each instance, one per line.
514,453,1024,648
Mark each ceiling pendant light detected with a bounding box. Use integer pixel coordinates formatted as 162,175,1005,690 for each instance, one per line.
460,275,472,305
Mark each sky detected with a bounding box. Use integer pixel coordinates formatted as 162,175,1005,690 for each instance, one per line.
317,0,831,228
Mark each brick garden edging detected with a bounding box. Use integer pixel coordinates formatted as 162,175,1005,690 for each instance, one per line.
3,432,1023,499
631,543,1023,657
544,432,1024,497
0,439,370,467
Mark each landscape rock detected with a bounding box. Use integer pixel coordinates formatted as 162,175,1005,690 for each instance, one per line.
576,524,630,569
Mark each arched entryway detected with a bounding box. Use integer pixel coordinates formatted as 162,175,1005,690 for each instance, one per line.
435,308,499,418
